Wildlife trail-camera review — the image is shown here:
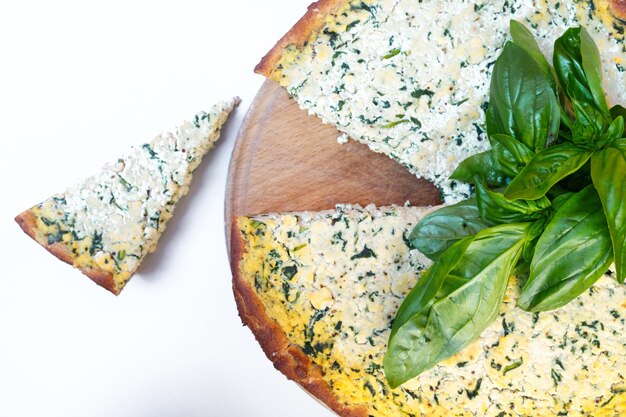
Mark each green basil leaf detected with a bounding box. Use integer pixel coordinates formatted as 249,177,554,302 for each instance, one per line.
571,97,606,145
580,27,610,115
475,177,551,224
550,192,576,212
517,185,613,312
591,147,626,283
408,199,492,261
523,216,550,262
613,138,626,154
384,223,530,388
608,106,626,142
554,27,609,115
611,104,626,118
605,116,625,145
390,237,475,339
450,151,506,187
509,20,556,91
490,133,535,177
504,142,592,200
554,28,594,105
488,42,560,152
559,107,574,142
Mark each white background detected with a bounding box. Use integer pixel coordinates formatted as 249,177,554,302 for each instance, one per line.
0,1,336,416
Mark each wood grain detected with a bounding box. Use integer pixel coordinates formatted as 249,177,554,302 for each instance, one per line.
225,80,440,250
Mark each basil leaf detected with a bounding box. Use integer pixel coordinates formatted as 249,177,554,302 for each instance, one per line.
591,147,626,283
504,142,592,200
510,20,556,91
613,138,626,153
488,42,560,152
408,199,492,261
610,105,626,137
523,216,550,262
384,223,530,388
490,133,535,177
450,151,506,187
517,185,614,312
571,97,607,145
554,28,595,106
551,192,576,212
475,177,551,224
605,116,625,145
580,27,610,115
390,237,475,339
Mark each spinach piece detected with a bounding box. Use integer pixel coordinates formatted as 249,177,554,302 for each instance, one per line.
450,151,506,187
475,177,550,224
517,186,614,312
504,142,592,200
591,147,626,283
408,199,492,261
488,42,560,152
384,223,530,388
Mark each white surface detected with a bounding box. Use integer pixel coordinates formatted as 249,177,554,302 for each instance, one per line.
0,1,336,416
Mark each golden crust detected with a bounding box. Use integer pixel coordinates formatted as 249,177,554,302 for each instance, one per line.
610,0,626,20
254,0,346,77
15,209,119,295
230,218,368,417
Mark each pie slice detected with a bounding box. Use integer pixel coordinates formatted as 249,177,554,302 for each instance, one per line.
16,97,240,295
231,204,626,416
256,0,626,203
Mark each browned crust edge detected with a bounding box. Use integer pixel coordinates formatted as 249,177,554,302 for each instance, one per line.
254,0,346,76
230,218,368,417
611,0,626,20
15,209,119,295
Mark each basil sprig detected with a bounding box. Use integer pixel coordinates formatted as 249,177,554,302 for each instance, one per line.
385,224,530,388
384,21,626,387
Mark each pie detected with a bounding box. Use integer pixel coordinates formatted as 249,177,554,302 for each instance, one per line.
255,0,626,203
16,98,240,294
232,204,626,416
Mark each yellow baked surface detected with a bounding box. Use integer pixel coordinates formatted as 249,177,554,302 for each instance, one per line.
234,205,626,417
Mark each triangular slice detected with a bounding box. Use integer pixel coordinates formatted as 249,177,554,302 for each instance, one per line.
16,97,240,295
232,204,626,416
255,0,626,202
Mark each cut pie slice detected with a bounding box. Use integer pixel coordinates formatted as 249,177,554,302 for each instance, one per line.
232,204,626,416
256,0,626,202
16,97,240,295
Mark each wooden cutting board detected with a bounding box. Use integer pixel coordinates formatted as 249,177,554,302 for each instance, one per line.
225,80,441,251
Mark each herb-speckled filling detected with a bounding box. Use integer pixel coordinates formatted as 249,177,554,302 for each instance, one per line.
270,0,626,203
239,204,626,416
